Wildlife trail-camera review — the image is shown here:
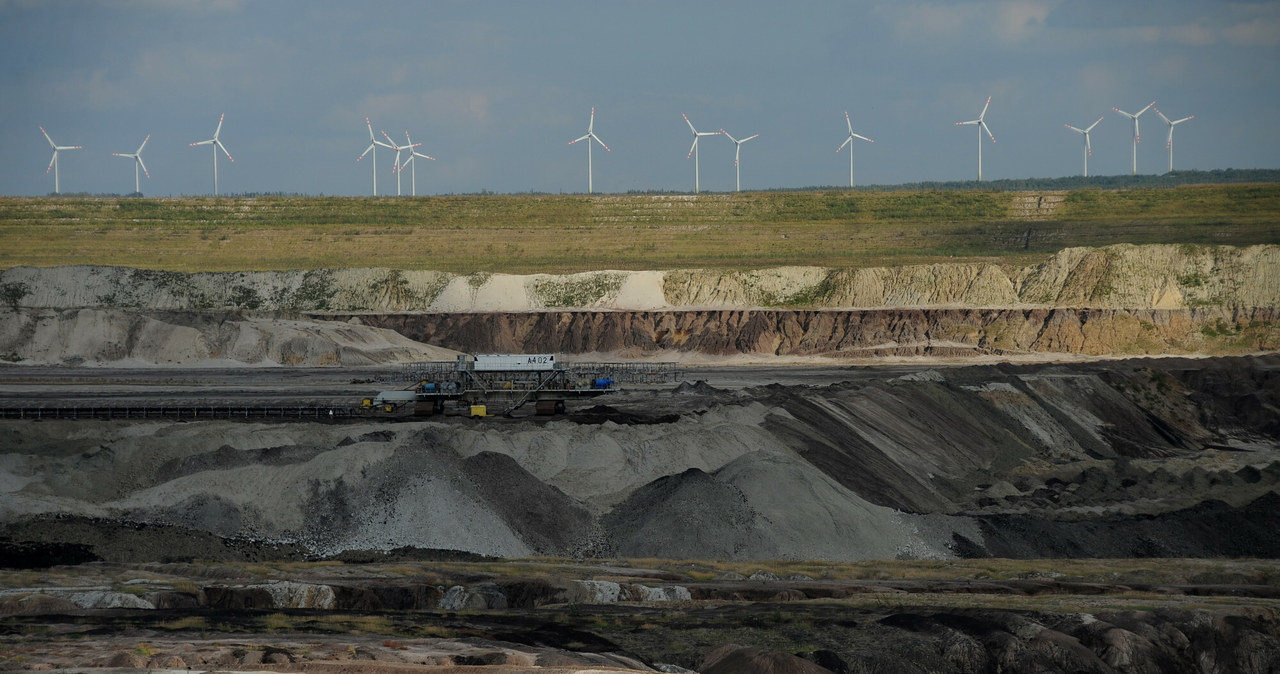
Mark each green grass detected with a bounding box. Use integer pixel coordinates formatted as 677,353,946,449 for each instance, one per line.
1,185,1277,274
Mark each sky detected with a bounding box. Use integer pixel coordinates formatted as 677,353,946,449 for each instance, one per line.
2,0,1278,197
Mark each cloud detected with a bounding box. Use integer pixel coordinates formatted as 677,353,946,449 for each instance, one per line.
997,1,1054,41
1223,16,1280,46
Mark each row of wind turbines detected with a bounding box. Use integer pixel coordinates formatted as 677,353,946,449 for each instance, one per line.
38,114,234,195
37,98,1196,196
959,96,1193,181
569,97,1194,194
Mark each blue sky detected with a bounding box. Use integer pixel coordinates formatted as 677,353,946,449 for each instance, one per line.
2,0,1277,196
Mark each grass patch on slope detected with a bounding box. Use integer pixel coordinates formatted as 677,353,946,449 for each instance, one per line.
1,185,1277,274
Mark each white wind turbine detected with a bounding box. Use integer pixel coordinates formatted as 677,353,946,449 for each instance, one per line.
955,96,996,181
1112,101,1155,175
1154,107,1194,174
683,114,721,194
720,128,758,192
567,107,611,194
381,130,409,196
398,131,435,197
1064,116,1103,177
39,126,82,195
356,116,394,196
112,134,151,194
189,113,234,196
836,111,874,187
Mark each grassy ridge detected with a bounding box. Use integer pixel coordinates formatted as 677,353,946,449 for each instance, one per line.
1,185,1277,273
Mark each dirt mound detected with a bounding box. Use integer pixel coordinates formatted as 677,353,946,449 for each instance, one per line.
0,308,459,366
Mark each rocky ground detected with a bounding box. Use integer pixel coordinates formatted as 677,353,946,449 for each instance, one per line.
2,241,1279,672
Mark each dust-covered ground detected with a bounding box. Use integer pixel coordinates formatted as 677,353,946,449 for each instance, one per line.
4,352,1280,671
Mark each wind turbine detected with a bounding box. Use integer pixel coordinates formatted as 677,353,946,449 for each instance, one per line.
683,114,721,194
356,116,394,196
1112,101,1155,175
1154,108,1194,173
955,96,995,181
112,134,151,195
39,126,82,195
567,107,611,194
835,111,874,187
720,128,758,192
1064,116,1103,177
189,113,233,196
381,130,409,196
399,131,435,197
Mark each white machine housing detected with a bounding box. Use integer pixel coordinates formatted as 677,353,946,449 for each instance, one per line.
472,354,557,371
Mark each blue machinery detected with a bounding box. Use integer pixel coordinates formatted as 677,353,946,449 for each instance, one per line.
367,354,682,417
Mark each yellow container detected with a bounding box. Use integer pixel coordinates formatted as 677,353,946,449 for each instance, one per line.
470,404,487,418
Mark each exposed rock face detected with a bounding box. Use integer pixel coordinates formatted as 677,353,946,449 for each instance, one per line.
3,244,1277,312
350,306,1280,359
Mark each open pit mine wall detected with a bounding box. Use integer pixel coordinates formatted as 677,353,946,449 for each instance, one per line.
2,244,1278,313
338,307,1280,358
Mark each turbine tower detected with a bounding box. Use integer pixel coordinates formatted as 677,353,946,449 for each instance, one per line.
381,130,409,196
683,114,721,194
955,96,995,181
836,111,874,187
356,116,394,196
1112,101,1155,175
1064,116,1103,177
567,107,611,194
112,134,151,195
39,126,82,195
399,131,435,197
720,128,758,192
1154,108,1194,174
189,113,233,196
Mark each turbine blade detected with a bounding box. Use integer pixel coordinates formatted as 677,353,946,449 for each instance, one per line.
592,133,611,152
217,139,233,162
1085,134,1092,155
137,155,150,178
40,126,56,148
415,151,436,161
687,137,698,159
214,113,224,139
1086,116,1103,132
1167,126,1174,148
47,151,56,173
1113,107,1133,118
982,121,995,142
837,137,852,153
568,133,590,145
1155,108,1171,125
845,111,854,135
979,95,991,120
191,139,213,147
1138,100,1156,116
1065,124,1084,134
852,133,873,143
683,113,696,135
357,143,374,161
1174,115,1194,125
137,134,150,153
588,106,595,133
382,130,398,148
720,128,737,143
366,116,375,140
742,134,759,143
